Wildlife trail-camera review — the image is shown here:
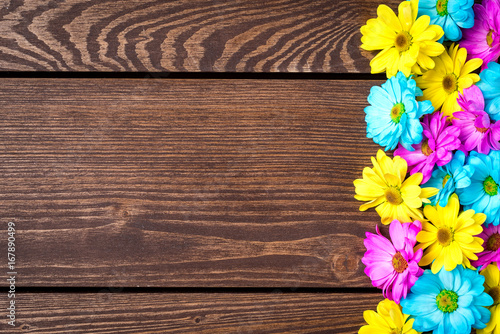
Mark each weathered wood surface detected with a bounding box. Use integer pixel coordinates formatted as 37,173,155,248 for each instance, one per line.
3,292,380,333
0,0,399,73
0,78,382,287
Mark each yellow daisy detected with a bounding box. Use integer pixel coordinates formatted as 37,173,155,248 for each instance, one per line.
359,298,419,334
354,150,437,225
478,264,500,334
416,194,485,274
360,0,445,78
415,43,483,118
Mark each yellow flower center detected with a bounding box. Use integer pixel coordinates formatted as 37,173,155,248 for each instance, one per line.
437,226,454,247
486,233,500,251
436,0,449,16
484,176,499,196
385,187,403,205
489,286,500,305
421,140,433,156
442,174,451,188
487,30,494,47
436,290,458,313
442,74,458,94
390,103,406,123
392,251,408,273
395,31,412,52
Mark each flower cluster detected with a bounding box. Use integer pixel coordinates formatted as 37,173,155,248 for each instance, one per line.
357,0,500,333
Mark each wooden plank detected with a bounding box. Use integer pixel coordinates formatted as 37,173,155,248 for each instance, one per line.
0,0,399,73
2,292,380,333
0,78,382,287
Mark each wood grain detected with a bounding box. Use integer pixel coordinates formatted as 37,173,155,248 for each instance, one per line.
0,0,399,72
0,78,384,287
3,292,381,333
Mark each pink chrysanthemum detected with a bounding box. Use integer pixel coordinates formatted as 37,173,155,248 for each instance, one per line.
472,224,500,271
394,112,461,183
460,0,500,70
453,85,500,154
362,220,423,303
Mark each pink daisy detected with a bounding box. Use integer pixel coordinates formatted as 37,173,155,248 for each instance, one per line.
362,220,423,303
460,0,500,70
394,112,461,183
472,224,500,271
453,85,500,154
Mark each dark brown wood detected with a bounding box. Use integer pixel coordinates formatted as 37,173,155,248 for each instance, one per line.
0,0,399,72
4,292,380,333
0,78,383,287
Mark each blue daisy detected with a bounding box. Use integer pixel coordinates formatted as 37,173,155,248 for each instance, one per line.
365,72,434,151
457,150,500,226
423,150,474,207
477,61,500,121
417,0,475,41
401,266,493,334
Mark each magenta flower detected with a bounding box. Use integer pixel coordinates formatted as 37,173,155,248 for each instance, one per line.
453,85,500,154
362,220,423,303
460,0,500,69
472,224,500,271
394,112,461,183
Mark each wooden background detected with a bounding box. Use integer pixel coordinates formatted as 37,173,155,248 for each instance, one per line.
0,0,400,332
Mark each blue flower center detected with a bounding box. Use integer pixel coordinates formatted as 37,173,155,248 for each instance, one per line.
442,174,451,188
436,290,458,313
392,251,408,273
436,0,448,16
484,176,498,196
390,103,406,124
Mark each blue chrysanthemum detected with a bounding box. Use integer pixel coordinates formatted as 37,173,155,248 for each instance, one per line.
417,0,474,41
457,151,500,226
365,72,434,151
477,61,500,121
423,150,474,207
401,266,493,334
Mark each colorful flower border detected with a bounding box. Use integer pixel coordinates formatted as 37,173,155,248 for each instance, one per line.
357,0,500,333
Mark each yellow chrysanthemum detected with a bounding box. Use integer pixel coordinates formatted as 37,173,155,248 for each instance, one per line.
416,43,483,118
359,299,420,334
354,150,437,225
478,264,500,334
360,0,445,78
416,194,485,274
